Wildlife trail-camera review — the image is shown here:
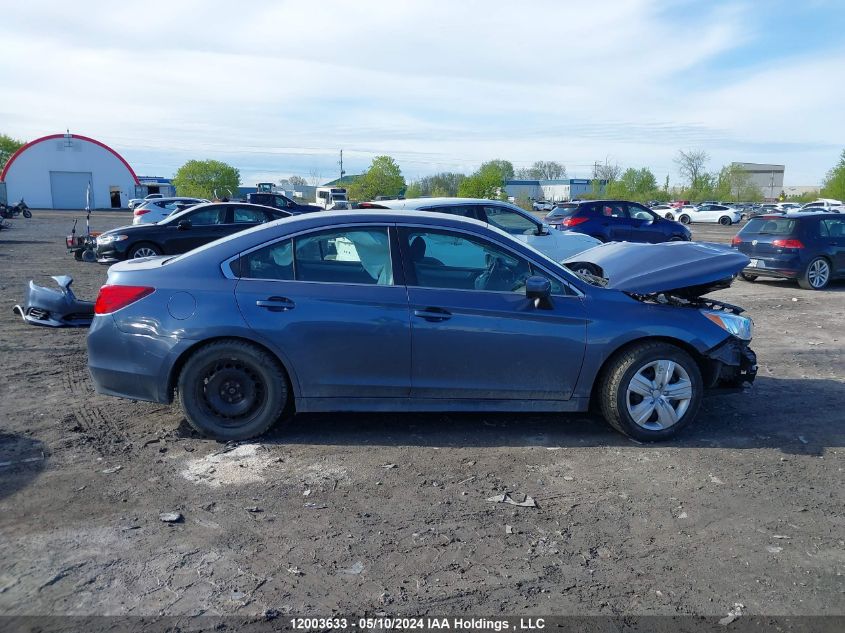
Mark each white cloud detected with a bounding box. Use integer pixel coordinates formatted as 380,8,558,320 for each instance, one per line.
0,0,842,184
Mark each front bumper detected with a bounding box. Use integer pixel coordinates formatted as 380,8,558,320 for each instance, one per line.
703,337,757,390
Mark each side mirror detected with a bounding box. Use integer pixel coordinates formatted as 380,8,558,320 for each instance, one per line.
525,275,552,308
177,220,191,231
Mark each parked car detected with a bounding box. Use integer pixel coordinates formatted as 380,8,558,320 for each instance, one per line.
731,212,845,290
650,204,676,219
128,193,163,210
358,197,601,261
88,210,756,443
676,204,742,226
247,191,323,214
133,197,208,224
96,202,290,261
799,199,844,213
532,200,554,212
543,200,691,243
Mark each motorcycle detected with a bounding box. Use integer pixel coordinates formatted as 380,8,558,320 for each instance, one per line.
0,199,32,219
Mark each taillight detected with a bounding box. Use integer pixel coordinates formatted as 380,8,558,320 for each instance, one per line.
772,239,804,249
730,236,742,246
562,216,589,227
134,208,150,216
94,285,154,314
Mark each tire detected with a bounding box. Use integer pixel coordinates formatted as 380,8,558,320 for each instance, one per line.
82,248,97,263
740,272,758,282
798,256,831,290
566,262,602,277
598,341,703,441
678,215,691,225
665,213,674,221
177,339,290,440
73,250,83,261
22,209,32,219
719,216,732,226
128,242,162,258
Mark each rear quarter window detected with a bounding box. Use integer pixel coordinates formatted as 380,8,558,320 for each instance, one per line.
740,217,798,236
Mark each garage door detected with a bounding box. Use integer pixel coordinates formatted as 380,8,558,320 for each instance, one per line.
50,171,92,209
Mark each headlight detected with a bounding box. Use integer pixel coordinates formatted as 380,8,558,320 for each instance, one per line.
701,309,753,341
97,234,129,244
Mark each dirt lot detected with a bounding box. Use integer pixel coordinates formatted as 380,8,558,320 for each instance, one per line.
0,210,843,618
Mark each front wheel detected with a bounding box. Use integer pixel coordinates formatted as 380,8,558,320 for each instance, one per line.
598,342,703,441
177,340,290,440
128,242,162,258
22,209,32,219
740,272,758,282
678,215,691,224
719,216,732,226
664,213,675,221
798,257,831,290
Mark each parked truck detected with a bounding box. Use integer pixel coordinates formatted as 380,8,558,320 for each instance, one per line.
315,187,349,210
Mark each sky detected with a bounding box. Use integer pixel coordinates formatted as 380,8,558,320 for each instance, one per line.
1,0,844,187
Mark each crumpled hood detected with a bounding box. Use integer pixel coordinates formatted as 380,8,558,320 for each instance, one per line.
565,241,750,297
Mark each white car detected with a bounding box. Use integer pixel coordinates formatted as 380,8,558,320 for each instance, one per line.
532,200,554,212
127,193,164,210
800,198,844,213
675,203,742,226
651,204,676,220
132,197,208,224
360,197,601,262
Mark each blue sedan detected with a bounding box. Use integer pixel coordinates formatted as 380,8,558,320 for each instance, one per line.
88,211,757,442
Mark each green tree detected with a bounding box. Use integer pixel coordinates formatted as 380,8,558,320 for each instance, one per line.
675,149,710,189
458,163,505,199
172,159,240,199
0,133,25,169
515,160,566,180
479,159,514,182
821,149,845,200
406,172,466,198
347,155,405,201
714,164,764,202
405,182,422,198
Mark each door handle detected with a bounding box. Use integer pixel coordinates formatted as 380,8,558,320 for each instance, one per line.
256,296,295,312
413,307,452,322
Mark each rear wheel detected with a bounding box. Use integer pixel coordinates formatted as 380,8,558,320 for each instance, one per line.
798,257,831,290
599,342,703,441
740,272,758,282
679,215,691,224
128,242,162,258
178,340,290,440
719,216,732,226
22,208,32,219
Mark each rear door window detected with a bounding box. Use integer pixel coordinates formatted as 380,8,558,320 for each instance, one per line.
233,207,269,224
481,205,538,235
188,206,227,225
821,218,845,238
424,205,480,219
598,203,627,219
295,228,393,285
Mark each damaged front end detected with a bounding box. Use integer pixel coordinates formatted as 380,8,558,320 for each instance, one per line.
12,275,95,327
702,335,758,390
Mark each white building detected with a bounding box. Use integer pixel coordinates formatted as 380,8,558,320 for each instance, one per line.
0,132,139,209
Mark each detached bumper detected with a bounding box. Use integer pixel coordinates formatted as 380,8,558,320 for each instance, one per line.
702,337,757,390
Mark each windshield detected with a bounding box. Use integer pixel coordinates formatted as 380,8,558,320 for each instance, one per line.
739,217,797,235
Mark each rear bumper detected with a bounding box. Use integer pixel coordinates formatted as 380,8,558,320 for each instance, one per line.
87,314,191,404
743,265,798,279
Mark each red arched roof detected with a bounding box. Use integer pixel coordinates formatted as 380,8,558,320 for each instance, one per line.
1,133,140,184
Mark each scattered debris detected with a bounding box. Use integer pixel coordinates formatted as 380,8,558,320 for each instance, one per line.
287,566,303,576
719,602,744,626
341,561,365,575
302,489,311,497
158,512,183,523
505,525,514,534
766,546,783,554
772,534,791,539
245,507,263,513
563,475,574,481
381,463,398,469
304,502,328,509
677,511,688,519
710,475,725,485
486,493,537,508
101,465,122,474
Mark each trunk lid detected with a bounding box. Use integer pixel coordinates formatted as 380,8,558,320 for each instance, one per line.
565,241,749,297
733,216,800,256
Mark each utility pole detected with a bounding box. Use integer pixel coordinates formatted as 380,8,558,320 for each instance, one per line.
339,150,346,182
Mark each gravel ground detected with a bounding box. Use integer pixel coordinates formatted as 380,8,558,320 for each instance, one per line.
0,210,843,617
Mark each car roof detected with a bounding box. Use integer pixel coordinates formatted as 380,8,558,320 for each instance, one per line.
768,211,840,218
364,197,515,209
160,201,287,224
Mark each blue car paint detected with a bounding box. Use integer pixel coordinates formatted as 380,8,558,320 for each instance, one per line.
546,200,691,243
88,211,742,414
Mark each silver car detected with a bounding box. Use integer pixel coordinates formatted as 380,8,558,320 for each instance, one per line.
132,197,208,225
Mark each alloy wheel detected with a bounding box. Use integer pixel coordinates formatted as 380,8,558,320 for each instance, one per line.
808,259,830,289
625,359,693,431
132,246,158,258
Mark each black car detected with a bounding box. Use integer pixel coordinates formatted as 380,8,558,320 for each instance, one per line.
544,200,691,243
246,192,322,214
731,212,845,290
96,203,291,261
